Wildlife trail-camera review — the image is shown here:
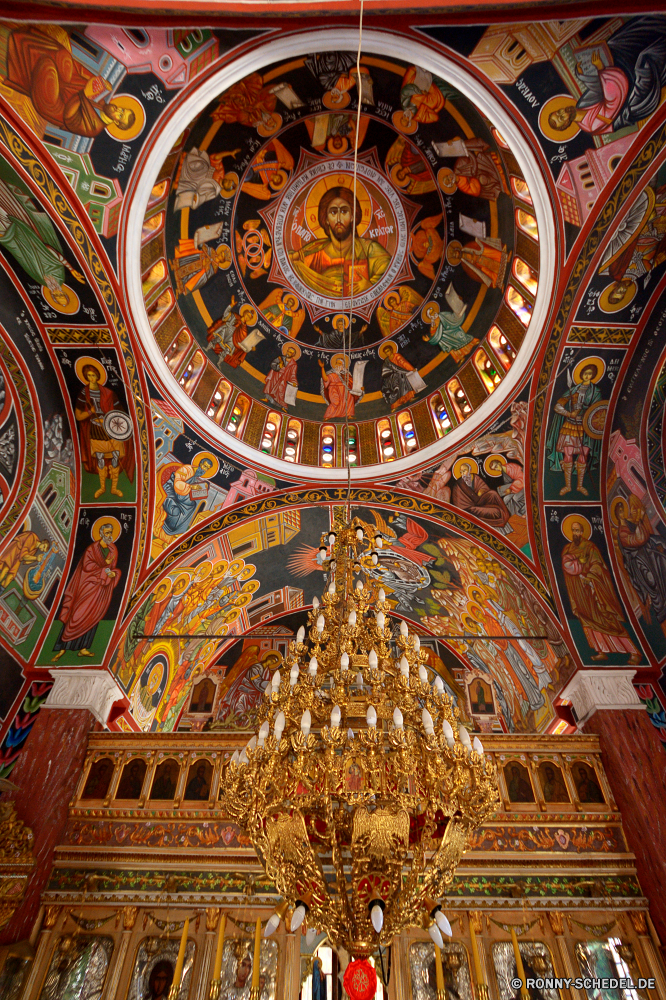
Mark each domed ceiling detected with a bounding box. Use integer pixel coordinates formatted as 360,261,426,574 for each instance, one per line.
129,34,553,479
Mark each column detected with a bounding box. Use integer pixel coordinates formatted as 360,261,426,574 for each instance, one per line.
629,912,666,999
469,911,491,1000
283,930,300,1000
546,912,584,1000
560,670,666,944
194,909,218,1000
19,905,60,1000
101,906,138,1000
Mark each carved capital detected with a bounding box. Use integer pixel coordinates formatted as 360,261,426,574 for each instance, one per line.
45,669,123,727
469,911,483,935
44,905,61,929
547,911,564,935
559,670,644,725
206,907,221,931
0,802,34,863
629,911,648,935
124,906,139,930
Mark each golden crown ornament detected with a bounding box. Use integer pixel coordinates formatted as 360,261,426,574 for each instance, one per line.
219,518,500,958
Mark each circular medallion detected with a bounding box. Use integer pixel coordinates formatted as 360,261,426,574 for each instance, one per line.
103,409,134,441
128,31,555,479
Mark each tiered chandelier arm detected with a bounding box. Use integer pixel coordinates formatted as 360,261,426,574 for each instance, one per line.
220,519,499,958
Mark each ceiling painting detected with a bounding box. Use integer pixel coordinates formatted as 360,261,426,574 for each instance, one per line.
135,42,551,477
1,11,666,770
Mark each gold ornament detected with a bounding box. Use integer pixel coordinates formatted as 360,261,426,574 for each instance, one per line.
219,519,499,958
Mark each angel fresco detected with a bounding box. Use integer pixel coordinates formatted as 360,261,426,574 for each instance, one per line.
0,178,85,310
376,286,422,338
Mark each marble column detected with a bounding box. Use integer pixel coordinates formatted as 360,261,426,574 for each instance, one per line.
560,670,666,949
546,911,584,1000
195,910,219,1000
101,907,138,1000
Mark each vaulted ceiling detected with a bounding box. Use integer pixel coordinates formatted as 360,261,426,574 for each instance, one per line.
1,4,666,764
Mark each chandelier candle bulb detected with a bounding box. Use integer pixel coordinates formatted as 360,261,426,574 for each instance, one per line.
371,904,384,933
348,610,357,625
231,750,240,764
239,750,249,765
399,655,410,677
331,705,341,727
347,727,355,740
413,635,421,651
429,923,444,949
393,708,404,728
366,706,377,727
459,726,472,748
356,528,364,540
419,665,428,683
422,709,435,734
356,580,363,590
434,676,444,693
435,910,452,937
378,588,386,602
247,736,257,751
297,627,305,643
308,656,318,677
328,532,336,545
291,904,307,930
271,670,281,690
473,737,484,754
306,927,317,946
258,722,270,746
312,596,320,609
264,912,280,938
368,649,378,669
301,710,312,737
316,615,325,633
400,621,409,637
356,671,364,687
328,583,336,595
340,652,350,670
274,711,285,738
376,536,383,548
376,611,385,629
371,553,378,565
290,666,299,687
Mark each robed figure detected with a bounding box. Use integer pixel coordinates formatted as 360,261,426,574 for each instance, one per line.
616,495,666,627
52,522,121,659
562,520,640,663
451,463,512,534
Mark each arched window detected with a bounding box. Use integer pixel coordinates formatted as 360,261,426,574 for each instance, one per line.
510,176,532,205
142,212,165,243
320,426,336,467
226,396,250,436
429,392,452,437
377,418,396,461
147,289,174,330
446,378,472,421
164,329,192,373
516,208,538,241
206,379,232,424
261,412,282,455
397,411,418,452
506,286,532,327
142,259,166,297
512,258,538,296
488,326,516,370
283,419,302,462
474,348,502,393
178,350,205,395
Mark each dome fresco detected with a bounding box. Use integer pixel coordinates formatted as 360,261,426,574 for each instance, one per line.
138,46,547,475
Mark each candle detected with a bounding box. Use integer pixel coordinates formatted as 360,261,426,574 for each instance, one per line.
510,927,529,1000
470,920,485,987
171,918,189,997
251,917,261,989
435,944,445,995
213,913,226,981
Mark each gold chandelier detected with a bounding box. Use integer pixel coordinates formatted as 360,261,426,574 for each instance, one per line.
219,518,499,959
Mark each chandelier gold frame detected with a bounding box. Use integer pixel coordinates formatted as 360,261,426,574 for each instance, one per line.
220,518,499,958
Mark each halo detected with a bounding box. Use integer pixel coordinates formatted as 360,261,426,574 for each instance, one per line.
378,340,398,359
269,169,289,193
283,293,300,311
327,135,349,155
421,300,439,324
382,289,402,310
42,283,80,314
153,577,173,602
220,172,239,199
215,244,233,269
467,585,486,605
212,559,229,577
437,166,457,196
147,661,164,695
331,313,350,330
453,456,479,479
610,496,629,526
282,341,301,359
599,280,637,313
238,564,256,582
460,613,480,634
230,592,252,608
305,174,373,240
172,571,191,592
392,110,418,135
224,608,242,623
229,559,245,578
323,90,351,110
75,356,107,385
330,353,351,369
242,579,261,594
193,560,213,583
573,356,605,384
105,94,145,142
466,602,485,623
239,305,258,326
91,516,121,542
561,513,591,542
191,451,219,478
446,240,463,266
539,95,579,143
390,163,410,190
484,454,507,477
257,112,282,137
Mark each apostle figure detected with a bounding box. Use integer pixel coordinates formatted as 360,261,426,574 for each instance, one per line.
145,960,173,1000
547,16,666,136
506,764,534,803
547,361,603,496
541,765,569,803
3,26,136,138
52,521,121,660
0,178,84,306
422,287,478,362
74,360,134,499
435,137,504,201
400,65,447,124
379,341,417,410
171,233,231,296
447,237,509,289
263,343,299,411
318,355,363,420
174,146,240,212
561,518,641,663
222,953,253,999
486,455,526,518
451,461,512,534
158,456,214,539
290,186,390,298
575,764,604,803
615,494,666,629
